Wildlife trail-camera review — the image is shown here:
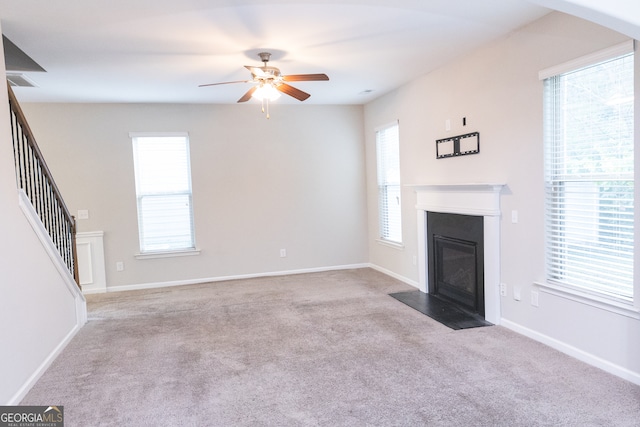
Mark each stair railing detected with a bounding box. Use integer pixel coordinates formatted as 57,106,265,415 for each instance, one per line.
7,84,79,286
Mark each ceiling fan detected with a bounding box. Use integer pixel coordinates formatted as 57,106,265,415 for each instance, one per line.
199,52,329,117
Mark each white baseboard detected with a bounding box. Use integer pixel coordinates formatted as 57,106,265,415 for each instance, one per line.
103,263,371,293
369,263,640,386
7,322,83,405
500,319,640,387
368,263,420,289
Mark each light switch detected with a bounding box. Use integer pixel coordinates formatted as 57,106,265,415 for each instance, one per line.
511,210,518,224
513,286,522,301
77,209,89,220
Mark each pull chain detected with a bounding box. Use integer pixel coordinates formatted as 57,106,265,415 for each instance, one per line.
260,97,271,119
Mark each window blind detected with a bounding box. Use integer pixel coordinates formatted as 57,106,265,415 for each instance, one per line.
376,122,402,244
132,134,195,253
543,52,634,301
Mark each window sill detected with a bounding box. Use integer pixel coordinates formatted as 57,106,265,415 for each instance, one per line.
135,248,201,260
534,281,639,320
376,239,404,250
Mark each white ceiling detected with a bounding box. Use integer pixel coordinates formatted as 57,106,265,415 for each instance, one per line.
0,0,551,105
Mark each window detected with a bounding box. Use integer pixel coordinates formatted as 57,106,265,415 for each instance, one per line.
376,121,402,244
131,133,196,254
542,42,634,302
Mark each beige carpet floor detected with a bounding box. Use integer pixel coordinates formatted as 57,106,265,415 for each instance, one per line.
22,268,640,426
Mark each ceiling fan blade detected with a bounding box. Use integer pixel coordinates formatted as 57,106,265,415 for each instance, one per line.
282,73,329,82
199,80,250,87
237,86,257,103
276,83,311,101
245,65,267,78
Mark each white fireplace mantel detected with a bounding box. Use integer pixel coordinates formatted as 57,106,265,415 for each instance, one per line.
409,183,505,324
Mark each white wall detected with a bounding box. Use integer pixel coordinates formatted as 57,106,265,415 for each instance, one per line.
0,29,85,404
7,5,640,399
20,103,368,289
364,12,640,382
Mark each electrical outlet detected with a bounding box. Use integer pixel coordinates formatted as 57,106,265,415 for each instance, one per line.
531,290,539,307
280,249,287,258
500,283,507,297
116,261,124,272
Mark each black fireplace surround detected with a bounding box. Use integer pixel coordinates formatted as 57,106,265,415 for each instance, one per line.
427,211,484,316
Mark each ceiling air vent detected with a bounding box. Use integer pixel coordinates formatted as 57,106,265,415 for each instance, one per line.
6,73,37,87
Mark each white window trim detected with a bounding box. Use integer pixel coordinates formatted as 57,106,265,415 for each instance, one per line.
376,238,405,250
131,131,197,255
129,131,190,138
135,248,201,260
373,120,400,134
375,120,403,245
540,40,636,308
535,281,640,319
539,40,634,80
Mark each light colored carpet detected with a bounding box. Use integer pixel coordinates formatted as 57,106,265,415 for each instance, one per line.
22,268,640,426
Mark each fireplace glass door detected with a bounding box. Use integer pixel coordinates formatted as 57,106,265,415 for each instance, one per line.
433,235,478,311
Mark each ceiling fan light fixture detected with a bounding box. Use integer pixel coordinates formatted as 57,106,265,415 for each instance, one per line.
199,51,328,118
252,82,281,101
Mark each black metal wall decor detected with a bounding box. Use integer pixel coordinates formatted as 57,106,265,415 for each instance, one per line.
436,132,480,159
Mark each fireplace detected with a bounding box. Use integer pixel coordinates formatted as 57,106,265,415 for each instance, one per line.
427,212,484,315
412,183,504,324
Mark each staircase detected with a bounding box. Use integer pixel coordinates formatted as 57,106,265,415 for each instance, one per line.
7,84,79,285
